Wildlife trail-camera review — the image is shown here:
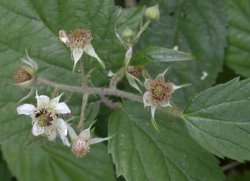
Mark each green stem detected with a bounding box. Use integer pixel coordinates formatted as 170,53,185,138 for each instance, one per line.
77,60,89,130
131,20,151,45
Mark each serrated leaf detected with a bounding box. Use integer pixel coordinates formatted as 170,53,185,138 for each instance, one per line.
109,101,224,181
138,0,227,107
225,0,250,77
2,143,115,181
183,78,250,161
130,46,195,66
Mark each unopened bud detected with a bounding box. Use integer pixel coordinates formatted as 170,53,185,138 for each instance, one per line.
145,4,160,20
122,27,135,41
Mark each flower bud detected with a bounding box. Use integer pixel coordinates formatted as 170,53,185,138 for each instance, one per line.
145,4,160,20
122,27,135,42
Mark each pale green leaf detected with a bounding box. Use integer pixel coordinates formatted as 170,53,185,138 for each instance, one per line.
130,46,195,65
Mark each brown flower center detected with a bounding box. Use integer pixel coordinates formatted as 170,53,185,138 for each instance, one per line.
14,69,32,83
149,80,172,104
127,66,144,77
35,108,55,127
68,29,92,48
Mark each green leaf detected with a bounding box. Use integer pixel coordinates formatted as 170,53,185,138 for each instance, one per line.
183,78,250,161
225,0,250,77
109,101,224,181
138,0,227,107
0,152,13,181
2,143,115,181
130,46,195,66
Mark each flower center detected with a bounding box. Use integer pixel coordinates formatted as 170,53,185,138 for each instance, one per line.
71,139,90,157
35,108,55,127
68,29,92,48
14,69,32,83
149,80,172,103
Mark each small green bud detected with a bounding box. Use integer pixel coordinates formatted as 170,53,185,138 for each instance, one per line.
122,27,135,41
145,4,160,20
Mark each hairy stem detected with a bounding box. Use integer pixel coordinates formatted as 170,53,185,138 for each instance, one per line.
36,77,142,102
77,60,89,130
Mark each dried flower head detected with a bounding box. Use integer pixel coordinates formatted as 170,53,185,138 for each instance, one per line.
143,67,189,131
16,92,71,146
68,124,111,157
59,29,105,71
127,66,144,78
14,53,38,88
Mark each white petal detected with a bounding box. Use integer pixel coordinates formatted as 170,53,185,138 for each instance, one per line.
143,91,152,107
160,100,172,107
144,79,152,90
55,118,68,137
126,72,142,93
36,91,50,107
47,129,57,141
151,105,157,121
89,137,111,145
59,30,70,45
67,124,78,141
55,102,71,114
83,44,105,69
156,66,172,81
79,126,91,140
49,94,63,107
72,48,84,71
17,104,35,115
32,122,45,136
125,46,132,66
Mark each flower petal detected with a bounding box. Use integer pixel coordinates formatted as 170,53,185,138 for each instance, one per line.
89,137,111,145
55,119,70,146
55,102,71,114
46,129,57,141
144,79,152,90
49,94,63,107
143,91,152,107
55,118,68,137
67,125,78,141
36,91,50,107
72,48,84,71
83,44,105,69
17,104,35,115
59,30,70,45
160,100,172,107
32,122,45,136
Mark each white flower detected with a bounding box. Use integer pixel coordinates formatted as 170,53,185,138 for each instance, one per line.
16,92,71,146
68,124,111,157
143,67,189,131
59,29,105,72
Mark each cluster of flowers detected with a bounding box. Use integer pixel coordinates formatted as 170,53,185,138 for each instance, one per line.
15,4,188,156
17,92,110,157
